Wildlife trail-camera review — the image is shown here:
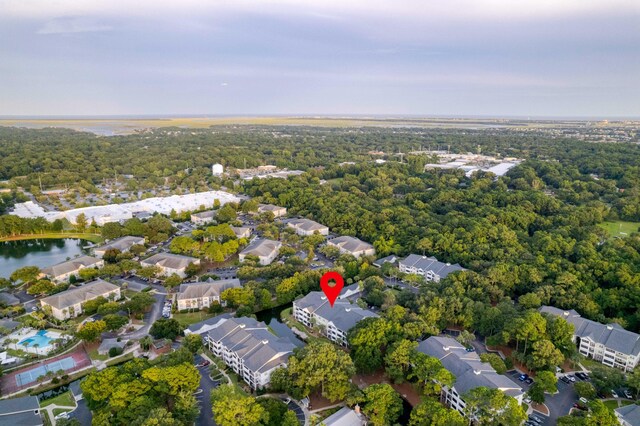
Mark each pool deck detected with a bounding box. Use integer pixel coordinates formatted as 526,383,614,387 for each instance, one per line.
0,346,91,394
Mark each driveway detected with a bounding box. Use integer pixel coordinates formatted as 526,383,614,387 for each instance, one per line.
194,354,219,426
382,276,419,294
122,293,165,340
280,397,305,425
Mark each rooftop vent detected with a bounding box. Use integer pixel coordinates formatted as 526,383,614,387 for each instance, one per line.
321,296,327,300
345,308,351,312
262,340,269,344
607,325,613,330
239,324,246,328
446,263,451,266
474,370,482,375
443,346,450,351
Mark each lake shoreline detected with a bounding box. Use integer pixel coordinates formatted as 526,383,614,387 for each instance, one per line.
0,233,103,244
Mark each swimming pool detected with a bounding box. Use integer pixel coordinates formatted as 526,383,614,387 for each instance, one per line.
19,330,53,349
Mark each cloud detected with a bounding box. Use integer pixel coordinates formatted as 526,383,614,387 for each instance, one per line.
36,17,112,34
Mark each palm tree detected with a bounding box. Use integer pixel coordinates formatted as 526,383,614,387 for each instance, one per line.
33,343,40,358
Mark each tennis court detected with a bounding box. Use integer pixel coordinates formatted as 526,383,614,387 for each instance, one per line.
15,356,76,387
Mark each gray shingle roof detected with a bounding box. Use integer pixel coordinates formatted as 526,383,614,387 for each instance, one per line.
95,236,145,254
258,204,286,213
240,239,281,258
418,336,523,397
540,306,640,357
400,254,466,278
616,404,640,426
191,210,216,219
40,279,119,310
98,338,127,354
0,292,20,306
41,255,102,278
0,396,39,415
0,411,42,425
287,219,328,233
294,290,378,333
141,253,198,270
187,313,232,334
177,278,240,301
207,317,295,374
322,407,364,426
328,236,374,254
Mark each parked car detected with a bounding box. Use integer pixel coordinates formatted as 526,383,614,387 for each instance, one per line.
567,375,576,382
519,374,529,381
561,376,571,384
624,389,633,399
575,372,588,380
611,390,619,398
573,403,588,411
525,378,534,385
579,397,588,404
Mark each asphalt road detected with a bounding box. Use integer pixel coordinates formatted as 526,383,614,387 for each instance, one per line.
122,293,165,339
195,354,219,426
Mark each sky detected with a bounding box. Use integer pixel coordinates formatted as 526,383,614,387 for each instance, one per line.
1,0,639,117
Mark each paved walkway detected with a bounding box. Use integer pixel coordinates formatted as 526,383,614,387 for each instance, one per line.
43,401,76,426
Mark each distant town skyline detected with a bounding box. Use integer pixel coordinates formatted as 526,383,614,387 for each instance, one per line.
1,0,638,117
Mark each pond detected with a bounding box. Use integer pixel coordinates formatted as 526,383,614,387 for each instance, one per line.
255,302,305,348
0,238,91,278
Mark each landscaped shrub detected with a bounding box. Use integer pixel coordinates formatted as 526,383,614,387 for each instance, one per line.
109,346,124,357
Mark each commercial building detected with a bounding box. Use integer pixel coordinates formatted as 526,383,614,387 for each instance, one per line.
327,236,375,258
176,278,241,311
293,286,377,346
205,317,295,389
140,253,200,278
287,218,329,236
540,306,640,372
94,236,145,258
399,254,466,283
239,239,281,265
11,190,240,225
40,256,104,282
417,336,523,416
40,279,121,320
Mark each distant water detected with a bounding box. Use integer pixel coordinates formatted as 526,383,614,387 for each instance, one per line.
0,238,90,278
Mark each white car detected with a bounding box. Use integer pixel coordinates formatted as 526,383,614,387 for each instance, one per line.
611,390,619,398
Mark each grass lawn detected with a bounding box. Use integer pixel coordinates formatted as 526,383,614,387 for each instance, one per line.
52,407,73,417
603,400,619,410
40,391,76,408
173,310,216,327
105,351,134,366
0,232,103,243
87,346,109,361
599,221,640,238
41,409,52,426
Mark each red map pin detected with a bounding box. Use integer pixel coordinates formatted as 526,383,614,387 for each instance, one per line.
320,271,344,307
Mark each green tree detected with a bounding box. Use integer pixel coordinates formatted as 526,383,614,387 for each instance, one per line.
409,399,466,426
27,279,55,296
210,384,268,426
574,382,597,400
75,213,88,231
285,341,356,402
409,352,455,396
77,320,107,343
164,273,183,288
479,353,507,374
183,333,203,353
361,384,403,426
103,314,128,331
348,317,395,373
150,318,183,340
384,339,418,383
529,339,564,370
10,266,40,283
518,293,542,309
463,387,527,426
102,248,122,264
185,262,199,278
138,266,161,280
101,223,123,240
78,267,100,281
125,292,156,314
